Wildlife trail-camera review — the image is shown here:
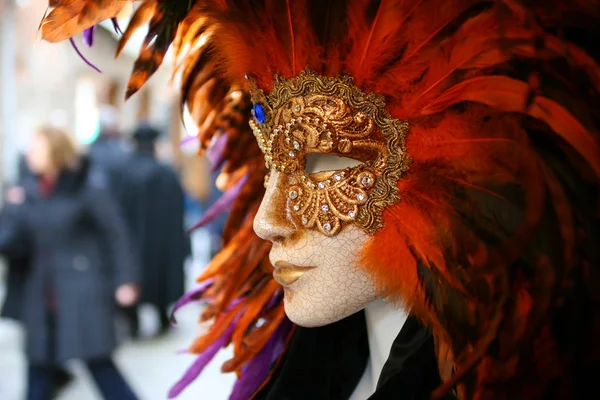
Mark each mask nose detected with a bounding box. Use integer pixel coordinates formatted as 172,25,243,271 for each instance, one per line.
254,170,295,243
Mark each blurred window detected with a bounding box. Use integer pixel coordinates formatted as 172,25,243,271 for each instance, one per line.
75,78,99,145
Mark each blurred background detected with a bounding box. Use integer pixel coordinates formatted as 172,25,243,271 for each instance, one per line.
0,0,234,398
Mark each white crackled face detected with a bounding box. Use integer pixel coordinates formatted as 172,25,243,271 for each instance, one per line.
250,70,410,327
254,167,379,327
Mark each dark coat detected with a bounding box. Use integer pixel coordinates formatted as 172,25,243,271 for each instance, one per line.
0,158,139,364
0,204,30,320
88,135,132,207
1,155,35,321
122,150,189,309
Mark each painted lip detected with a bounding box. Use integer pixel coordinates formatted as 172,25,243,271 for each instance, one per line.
273,260,316,287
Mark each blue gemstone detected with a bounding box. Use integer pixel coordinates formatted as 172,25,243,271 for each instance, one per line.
254,103,266,124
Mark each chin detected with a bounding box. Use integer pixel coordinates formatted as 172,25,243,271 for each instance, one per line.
282,289,365,328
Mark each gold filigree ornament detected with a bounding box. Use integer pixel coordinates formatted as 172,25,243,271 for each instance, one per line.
249,68,411,236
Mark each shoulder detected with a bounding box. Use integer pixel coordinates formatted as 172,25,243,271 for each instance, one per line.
153,163,182,190
85,163,111,192
156,161,179,179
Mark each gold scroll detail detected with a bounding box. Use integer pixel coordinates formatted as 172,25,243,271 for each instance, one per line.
250,68,410,235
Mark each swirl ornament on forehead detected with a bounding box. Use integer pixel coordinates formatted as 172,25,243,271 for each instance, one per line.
249,68,410,236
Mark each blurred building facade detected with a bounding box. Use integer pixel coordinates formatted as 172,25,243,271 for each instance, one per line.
0,0,184,189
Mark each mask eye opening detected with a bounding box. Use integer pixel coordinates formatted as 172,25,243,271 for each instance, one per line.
304,153,364,175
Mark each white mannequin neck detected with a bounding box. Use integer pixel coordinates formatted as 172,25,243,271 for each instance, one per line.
350,300,408,399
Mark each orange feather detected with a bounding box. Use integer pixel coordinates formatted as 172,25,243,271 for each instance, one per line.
42,0,129,42
346,0,416,85
231,279,281,356
115,1,156,57
422,76,600,177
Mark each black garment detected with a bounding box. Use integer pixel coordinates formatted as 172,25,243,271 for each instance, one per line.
254,310,369,400
122,149,189,310
0,157,139,364
370,316,449,400
255,312,444,400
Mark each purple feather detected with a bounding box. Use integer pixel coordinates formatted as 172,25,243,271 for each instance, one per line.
270,318,293,361
170,279,214,324
83,26,96,47
179,135,199,148
223,297,244,312
168,316,239,398
69,38,101,73
207,132,229,173
265,290,284,312
188,174,249,232
111,17,123,35
229,318,293,400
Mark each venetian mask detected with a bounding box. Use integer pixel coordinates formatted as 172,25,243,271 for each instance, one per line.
251,69,410,326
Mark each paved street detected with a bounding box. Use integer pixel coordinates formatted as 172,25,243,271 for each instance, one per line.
0,303,236,400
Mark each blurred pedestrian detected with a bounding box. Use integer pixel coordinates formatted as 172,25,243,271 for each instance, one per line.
88,105,131,205
0,155,74,396
123,124,189,337
0,126,140,400
88,105,141,336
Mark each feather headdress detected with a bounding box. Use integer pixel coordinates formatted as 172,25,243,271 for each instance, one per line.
42,0,600,398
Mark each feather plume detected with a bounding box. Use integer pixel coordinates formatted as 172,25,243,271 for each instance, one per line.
42,0,129,42
42,1,600,398
115,1,156,57
346,0,421,85
423,76,600,176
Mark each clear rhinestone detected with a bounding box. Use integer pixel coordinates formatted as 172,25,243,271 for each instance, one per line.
357,193,366,201
321,204,329,212
323,223,332,233
293,204,300,211
318,182,326,189
348,210,356,219
361,176,373,187
289,150,295,157
302,217,308,225
293,141,300,150
333,174,342,181
293,105,301,112
289,190,298,200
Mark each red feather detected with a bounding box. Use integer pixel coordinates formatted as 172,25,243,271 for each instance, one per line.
423,75,600,177
346,0,419,85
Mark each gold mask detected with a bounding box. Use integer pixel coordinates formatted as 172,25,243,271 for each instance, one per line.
250,69,410,236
